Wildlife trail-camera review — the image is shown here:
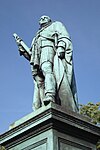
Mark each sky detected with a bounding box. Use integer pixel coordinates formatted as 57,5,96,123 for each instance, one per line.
0,0,100,134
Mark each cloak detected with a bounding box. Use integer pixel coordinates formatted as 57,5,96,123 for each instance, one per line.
54,53,78,112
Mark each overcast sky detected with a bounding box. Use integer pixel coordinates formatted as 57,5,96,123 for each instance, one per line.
0,0,100,134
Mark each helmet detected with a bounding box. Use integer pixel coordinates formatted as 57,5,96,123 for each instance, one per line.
39,15,52,26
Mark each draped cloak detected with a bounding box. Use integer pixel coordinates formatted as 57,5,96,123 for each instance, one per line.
54,53,78,112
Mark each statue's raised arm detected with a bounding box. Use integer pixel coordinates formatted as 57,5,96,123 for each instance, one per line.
13,33,31,61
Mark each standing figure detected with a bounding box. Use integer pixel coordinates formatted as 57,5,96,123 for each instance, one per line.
13,15,78,112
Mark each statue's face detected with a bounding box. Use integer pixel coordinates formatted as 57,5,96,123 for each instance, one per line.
39,15,51,26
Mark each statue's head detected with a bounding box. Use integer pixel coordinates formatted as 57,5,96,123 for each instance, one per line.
39,15,52,27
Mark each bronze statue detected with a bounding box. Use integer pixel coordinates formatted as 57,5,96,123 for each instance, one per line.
13,15,78,112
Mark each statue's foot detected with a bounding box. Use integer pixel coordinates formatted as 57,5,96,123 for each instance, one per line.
43,96,55,106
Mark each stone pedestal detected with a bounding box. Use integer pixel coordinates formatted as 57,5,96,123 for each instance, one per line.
0,102,100,150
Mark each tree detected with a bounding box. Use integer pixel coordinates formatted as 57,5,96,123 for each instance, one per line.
80,102,100,149
96,140,100,150
0,146,6,150
80,102,100,125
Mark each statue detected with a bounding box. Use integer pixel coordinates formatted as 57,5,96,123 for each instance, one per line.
13,15,78,112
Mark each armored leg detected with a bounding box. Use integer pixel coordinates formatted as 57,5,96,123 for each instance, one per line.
41,61,56,105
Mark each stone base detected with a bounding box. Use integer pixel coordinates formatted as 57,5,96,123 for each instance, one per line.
0,102,100,150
